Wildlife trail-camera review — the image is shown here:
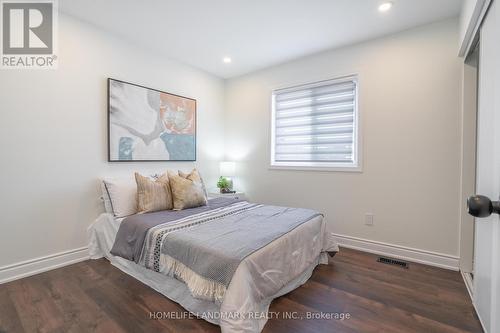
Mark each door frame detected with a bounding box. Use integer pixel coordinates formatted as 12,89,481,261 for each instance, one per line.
459,0,491,57
459,2,494,332
459,42,479,282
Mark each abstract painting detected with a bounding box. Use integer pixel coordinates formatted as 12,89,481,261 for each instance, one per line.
108,78,196,161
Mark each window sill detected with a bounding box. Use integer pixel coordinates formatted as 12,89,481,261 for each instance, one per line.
269,164,362,173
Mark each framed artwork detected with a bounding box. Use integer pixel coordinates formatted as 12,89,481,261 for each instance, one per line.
107,78,196,161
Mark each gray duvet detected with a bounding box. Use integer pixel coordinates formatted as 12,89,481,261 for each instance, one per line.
111,198,322,302
110,197,239,262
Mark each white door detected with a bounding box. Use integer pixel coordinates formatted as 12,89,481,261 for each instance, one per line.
473,0,500,331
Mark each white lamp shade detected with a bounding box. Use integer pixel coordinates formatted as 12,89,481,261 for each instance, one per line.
220,161,236,177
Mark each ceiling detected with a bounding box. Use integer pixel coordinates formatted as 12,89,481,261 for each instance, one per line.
60,0,463,79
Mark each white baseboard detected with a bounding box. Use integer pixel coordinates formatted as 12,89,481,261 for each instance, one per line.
332,233,460,271
0,235,459,283
460,271,488,333
0,247,89,284
461,271,474,300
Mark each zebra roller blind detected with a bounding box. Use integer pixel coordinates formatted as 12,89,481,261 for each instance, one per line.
271,76,359,169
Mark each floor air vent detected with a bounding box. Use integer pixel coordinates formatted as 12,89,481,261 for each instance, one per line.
377,256,409,269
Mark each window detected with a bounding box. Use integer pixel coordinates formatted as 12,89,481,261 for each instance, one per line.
271,75,360,171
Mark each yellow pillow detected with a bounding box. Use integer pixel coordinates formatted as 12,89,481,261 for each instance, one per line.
135,173,173,213
178,168,208,197
168,170,208,210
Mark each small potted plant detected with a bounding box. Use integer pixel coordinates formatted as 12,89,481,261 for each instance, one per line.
217,176,231,193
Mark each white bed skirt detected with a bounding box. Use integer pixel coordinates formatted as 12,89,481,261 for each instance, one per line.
88,213,338,333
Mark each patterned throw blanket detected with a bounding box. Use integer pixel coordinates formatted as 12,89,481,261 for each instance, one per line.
113,199,322,303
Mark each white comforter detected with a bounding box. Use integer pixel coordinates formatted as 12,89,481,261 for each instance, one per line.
88,212,338,332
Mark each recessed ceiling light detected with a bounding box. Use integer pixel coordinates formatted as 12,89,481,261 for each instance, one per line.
223,57,232,64
378,2,393,12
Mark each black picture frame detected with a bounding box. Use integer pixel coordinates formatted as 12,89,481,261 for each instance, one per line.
107,78,197,162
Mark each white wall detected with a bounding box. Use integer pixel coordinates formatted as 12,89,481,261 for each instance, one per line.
0,15,464,276
224,19,462,257
0,14,225,268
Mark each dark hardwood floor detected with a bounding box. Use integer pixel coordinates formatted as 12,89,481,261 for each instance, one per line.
0,248,483,333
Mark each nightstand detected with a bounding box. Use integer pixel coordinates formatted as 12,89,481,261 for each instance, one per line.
208,191,246,200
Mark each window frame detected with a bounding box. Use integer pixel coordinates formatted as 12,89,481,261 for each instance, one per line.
269,74,362,172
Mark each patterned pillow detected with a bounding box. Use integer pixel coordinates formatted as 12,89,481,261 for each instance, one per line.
168,170,208,210
135,172,173,213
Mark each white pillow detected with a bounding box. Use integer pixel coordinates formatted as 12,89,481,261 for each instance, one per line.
102,177,138,217
100,182,114,214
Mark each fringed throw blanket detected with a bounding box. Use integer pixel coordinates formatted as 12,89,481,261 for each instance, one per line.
112,198,322,303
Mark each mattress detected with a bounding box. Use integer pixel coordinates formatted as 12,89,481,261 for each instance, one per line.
88,203,338,333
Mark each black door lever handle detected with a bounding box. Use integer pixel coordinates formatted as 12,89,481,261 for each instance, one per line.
467,195,500,218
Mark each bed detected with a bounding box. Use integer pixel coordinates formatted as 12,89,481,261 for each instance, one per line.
88,196,339,333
